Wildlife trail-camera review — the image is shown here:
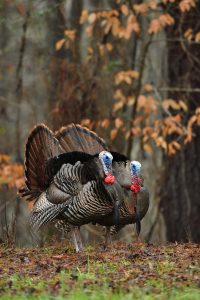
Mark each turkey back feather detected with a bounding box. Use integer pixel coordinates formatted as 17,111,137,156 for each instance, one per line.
55,124,108,154
55,125,131,186
22,124,63,200
47,151,94,178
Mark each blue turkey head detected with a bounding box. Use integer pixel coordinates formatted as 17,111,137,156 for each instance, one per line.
130,161,142,193
99,151,115,184
130,161,141,176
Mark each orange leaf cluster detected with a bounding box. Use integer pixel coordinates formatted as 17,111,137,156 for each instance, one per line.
81,8,140,39
99,119,110,128
148,14,174,34
163,115,183,137
98,43,113,56
168,141,181,155
179,0,196,12
137,95,157,114
0,154,24,189
64,30,76,41
55,30,76,51
80,9,89,24
80,9,119,25
133,3,148,14
184,108,200,143
114,88,126,101
115,70,139,85
133,1,158,14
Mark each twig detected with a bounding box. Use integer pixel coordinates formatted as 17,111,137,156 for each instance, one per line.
158,87,200,93
126,36,152,157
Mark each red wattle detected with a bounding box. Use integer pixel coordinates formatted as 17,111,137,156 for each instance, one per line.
104,175,115,184
130,184,141,193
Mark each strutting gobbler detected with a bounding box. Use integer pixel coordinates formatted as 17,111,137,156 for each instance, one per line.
19,124,125,252
53,124,149,246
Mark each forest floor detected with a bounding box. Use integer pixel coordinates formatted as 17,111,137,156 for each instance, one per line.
0,241,199,300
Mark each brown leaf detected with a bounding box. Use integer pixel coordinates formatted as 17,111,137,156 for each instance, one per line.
143,83,153,92
16,3,26,16
179,100,188,112
100,119,110,128
184,28,193,41
179,0,196,12
148,19,161,34
159,14,174,26
110,128,118,140
143,143,153,154
80,10,88,24
64,30,76,41
52,255,68,260
149,0,158,10
86,25,93,37
106,43,113,51
172,141,181,150
115,118,124,129
162,99,180,110
111,17,120,37
88,13,97,24
55,39,65,51
121,4,129,16
188,115,197,127
113,101,124,112
80,119,91,127
133,3,148,14
195,32,200,42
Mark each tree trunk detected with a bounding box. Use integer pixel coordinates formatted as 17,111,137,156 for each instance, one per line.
160,6,200,242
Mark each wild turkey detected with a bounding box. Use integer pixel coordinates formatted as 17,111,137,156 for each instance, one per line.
109,186,149,236
53,124,149,245
98,187,149,246
90,160,149,246
19,124,125,252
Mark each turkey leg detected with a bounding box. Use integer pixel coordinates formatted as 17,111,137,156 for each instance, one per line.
104,226,112,249
71,227,81,253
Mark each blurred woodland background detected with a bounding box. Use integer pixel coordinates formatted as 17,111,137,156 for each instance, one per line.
0,0,199,246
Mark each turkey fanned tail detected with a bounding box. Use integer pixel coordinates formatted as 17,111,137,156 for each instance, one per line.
55,123,108,154
19,124,63,201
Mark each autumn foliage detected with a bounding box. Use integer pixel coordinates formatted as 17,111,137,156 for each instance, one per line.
55,0,200,156
0,154,24,189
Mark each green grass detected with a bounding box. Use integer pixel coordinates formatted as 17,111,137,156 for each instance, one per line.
0,242,199,300
0,274,199,300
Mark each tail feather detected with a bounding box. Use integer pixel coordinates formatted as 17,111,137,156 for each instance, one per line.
22,124,63,201
55,124,108,155
18,186,40,201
